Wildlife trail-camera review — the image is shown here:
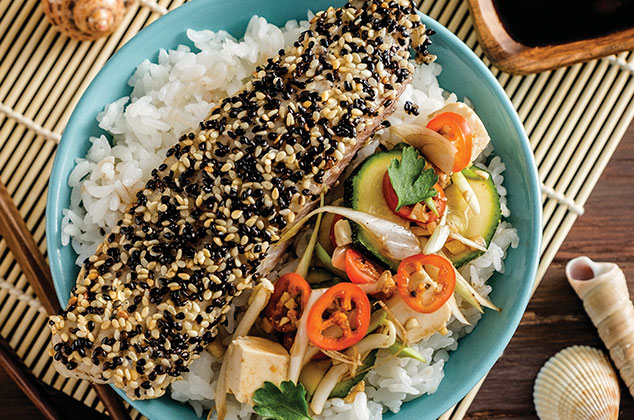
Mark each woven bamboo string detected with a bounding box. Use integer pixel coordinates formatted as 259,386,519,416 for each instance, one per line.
138,0,168,15
606,54,634,74
0,103,60,142
0,1,631,419
0,278,45,314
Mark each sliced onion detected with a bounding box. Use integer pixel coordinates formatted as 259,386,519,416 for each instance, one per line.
423,224,450,255
280,206,421,261
331,245,348,271
455,267,499,311
391,124,457,174
423,207,449,255
447,294,470,325
451,171,480,215
289,288,327,383
438,249,499,313
232,279,273,339
302,345,321,366
310,321,397,415
355,320,397,355
448,231,488,252
310,363,348,414
334,219,352,247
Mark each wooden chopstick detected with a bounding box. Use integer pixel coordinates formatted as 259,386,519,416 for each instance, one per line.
0,184,60,314
0,179,131,420
0,334,64,420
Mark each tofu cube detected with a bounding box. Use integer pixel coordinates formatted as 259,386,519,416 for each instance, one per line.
387,296,451,343
225,336,290,404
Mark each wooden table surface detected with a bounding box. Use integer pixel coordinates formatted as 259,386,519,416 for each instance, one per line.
0,121,632,419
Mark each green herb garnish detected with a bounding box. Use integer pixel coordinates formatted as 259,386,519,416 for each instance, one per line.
387,146,439,211
253,381,314,420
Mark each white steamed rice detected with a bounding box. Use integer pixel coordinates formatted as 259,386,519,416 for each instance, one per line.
61,14,518,420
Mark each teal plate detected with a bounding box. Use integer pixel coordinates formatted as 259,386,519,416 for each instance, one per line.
46,1,541,419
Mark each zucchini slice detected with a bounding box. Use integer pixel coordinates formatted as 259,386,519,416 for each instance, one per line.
343,149,409,271
445,166,501,267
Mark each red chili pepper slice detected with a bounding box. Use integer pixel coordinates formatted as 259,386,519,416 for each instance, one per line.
426,112,473,173
265,273,311,333
306,283,371,351
395,254,455,313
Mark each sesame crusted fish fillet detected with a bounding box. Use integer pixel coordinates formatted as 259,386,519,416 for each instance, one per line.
48,0,432,400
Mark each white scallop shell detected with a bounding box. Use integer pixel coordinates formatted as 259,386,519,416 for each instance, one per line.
534,346,620,420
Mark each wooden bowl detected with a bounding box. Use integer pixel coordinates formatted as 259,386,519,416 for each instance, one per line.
467,0,634,75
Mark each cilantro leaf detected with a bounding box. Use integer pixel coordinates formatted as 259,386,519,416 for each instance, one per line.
387,146,439,211
253,381,313,420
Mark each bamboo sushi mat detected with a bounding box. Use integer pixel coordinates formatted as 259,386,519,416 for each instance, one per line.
0,0,632,419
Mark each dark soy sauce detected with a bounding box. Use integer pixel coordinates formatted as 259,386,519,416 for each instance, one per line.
492,0,634,47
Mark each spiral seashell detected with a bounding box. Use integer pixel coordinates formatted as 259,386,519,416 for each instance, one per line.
567,256,634,397
42,0,134,41
534,346,620,420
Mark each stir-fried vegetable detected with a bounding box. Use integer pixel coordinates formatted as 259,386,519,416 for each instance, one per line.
296,195,325,278
387,340,427,363
447,294,470,325
214,98,505,420
265,273,312,333
426,111,473,173
383,172,447,224
344,248,382,284
306,283,371,351
386,146,439,211
330,214,352,248
280,205,421,261
451,170,480,215
289,289,327,383
314,242,346,278
310,321,396,414
390,124,458,174
395,254,456,313
422,209,450,255
367,310,388,333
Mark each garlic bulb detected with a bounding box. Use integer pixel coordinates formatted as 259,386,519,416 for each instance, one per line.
566,256,634,397
42,0,135,41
